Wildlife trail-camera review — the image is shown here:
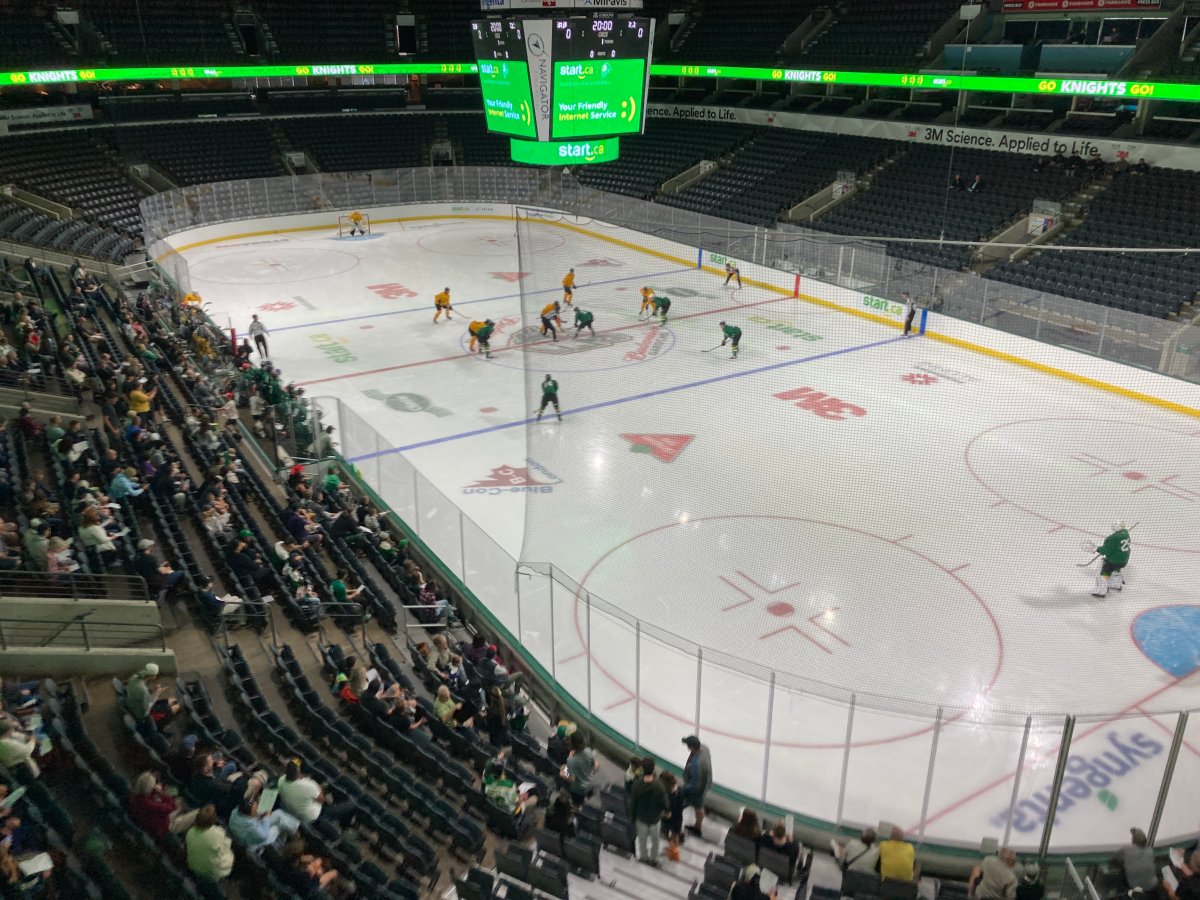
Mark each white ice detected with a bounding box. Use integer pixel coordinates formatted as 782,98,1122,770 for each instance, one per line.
174,210,1200,852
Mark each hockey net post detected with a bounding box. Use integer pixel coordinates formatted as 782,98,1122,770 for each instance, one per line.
338,213,371,237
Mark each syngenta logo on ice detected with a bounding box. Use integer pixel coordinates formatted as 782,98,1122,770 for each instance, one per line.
990,730,1163,833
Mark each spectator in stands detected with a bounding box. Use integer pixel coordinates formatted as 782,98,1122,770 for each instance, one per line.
21,522,50,572
1114,828,1160,894
659,771,684,858
483,753,532,825
1167,851,1200,900
288,853,348,899
483,686,509,747
950,174,965,191
630,757,668,866
0,720,39,780
731,808,762,841
329,569,363,611
1132,157,1151,176
129,770,197,838
125,663,180,742
107,466,144,501
476,647,514,688
561,731,599,805
760,822,800,872
45,536,78,575
464,633,490,667
128,377,156,419
836,827,879,874
77,506,125,566
226,534,273,591
189,750,263,820
446,654,469,693
0,808,36,857
968,174,984,193
0,842,44,896
681,735,712,837
133,538,185,602
1018,863,1044,900
196,575,244,625
277,760,357,839
970,847,1018,900
879,827,917,882
732,864,777,900
424,634,454,675
228,793,300,854
185,804,234,884
434,685,473,728
15,404,43,441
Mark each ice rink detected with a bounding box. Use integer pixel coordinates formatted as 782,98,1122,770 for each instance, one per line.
170,208,1200,851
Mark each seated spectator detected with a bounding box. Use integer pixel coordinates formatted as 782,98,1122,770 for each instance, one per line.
731,808,762,841
426,634,453,673
21,522,50,572
132,538,185,601
476,647,515,688
836,826,879,874
731,864,777,900
433,685,473,728
968,174,984,193
445,654,469,693
483,753,533,824
878,827,917,882
0,721,39,780
1114,828,1159,894
276,759,356,839
758,822,800,867
125,663,180,743
288,853,349,899
547,723,573,768
129,770,197,838
1017,862,1044,900
196,575,244,626
225,535,273,590
0,841,45,896
333,656,369,702
329,569,363,610
107,466,144,501
949,174,965,191
561,731,599,805
1131,157,1150,176
188,750,262,820
185,805,234,884
970,847,1018,900
464,633,490,666
228,793,300,854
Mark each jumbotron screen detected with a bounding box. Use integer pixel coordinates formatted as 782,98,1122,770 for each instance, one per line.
470,19,537,140
549,16,654,140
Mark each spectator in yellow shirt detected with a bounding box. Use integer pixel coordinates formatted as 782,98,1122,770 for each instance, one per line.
878,827,916,882
128,378,157,417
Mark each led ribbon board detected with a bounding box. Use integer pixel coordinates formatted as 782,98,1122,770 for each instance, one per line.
1,62,1198,104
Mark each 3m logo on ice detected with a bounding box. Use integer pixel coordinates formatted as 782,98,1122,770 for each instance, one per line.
990,730,1163,833
621,434,693,463
463,459,561,495
774,387,866,421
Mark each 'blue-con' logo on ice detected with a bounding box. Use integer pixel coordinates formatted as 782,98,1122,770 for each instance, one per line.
463,459,561,496
989,730,1163,833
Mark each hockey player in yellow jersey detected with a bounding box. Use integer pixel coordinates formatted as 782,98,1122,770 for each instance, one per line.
540,301,562,342
639,286,655,319
433,287,453,323
347,210,367,236
562,269,576,305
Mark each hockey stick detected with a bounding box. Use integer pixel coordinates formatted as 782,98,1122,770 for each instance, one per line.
1076,521,1139,566
701,344,724,353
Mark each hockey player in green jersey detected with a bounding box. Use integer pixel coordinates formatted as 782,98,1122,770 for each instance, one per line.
573,308,595,339
652,294,671,324
1091,522,1131,597
536,374,561,422
719,321,741,359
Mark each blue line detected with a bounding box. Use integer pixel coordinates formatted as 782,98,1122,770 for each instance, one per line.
697,246,703,269
347,333,907,462
266,266,694,335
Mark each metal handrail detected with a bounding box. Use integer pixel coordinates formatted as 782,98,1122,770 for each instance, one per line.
0,615,166,652
0,571,151,602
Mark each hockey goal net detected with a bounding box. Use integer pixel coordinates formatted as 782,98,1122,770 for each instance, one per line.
337,213,371,237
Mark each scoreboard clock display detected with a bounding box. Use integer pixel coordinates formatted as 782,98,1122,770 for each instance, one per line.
549,16,654,140
470,19,537,139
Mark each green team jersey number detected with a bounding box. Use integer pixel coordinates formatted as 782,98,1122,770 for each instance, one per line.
542,379,559,396
723,324,742,340
1098,529,1131,566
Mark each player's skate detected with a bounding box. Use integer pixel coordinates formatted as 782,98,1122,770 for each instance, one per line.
1110,571,1124,591
1091,574,1109,597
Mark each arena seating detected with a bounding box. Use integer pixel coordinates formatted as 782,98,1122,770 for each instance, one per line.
657,131,897,226
257,0,397,62
791,0,961,70
110,121,286,187
987,168,1200,318
574,120,756,200
669,0,823,64
810,144,1081,270
278,114,437,172
81,0,239,64
0,11,71,68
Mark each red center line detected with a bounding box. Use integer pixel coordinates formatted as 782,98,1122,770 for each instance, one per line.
294,292,800,387
913,669,1199,832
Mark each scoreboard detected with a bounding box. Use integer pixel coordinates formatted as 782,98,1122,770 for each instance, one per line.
471,14,654,152
549,17,653,139
470,20,537,139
